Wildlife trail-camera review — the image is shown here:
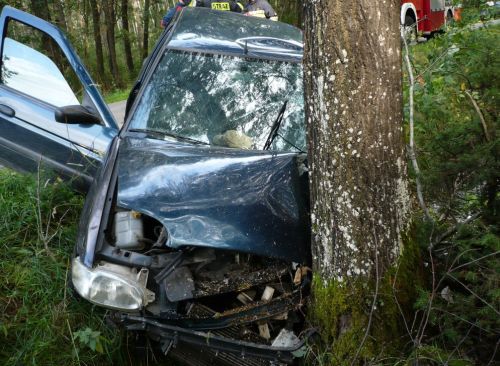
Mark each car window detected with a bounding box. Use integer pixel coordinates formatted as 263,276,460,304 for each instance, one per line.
1,19,81,107
129,50,305,152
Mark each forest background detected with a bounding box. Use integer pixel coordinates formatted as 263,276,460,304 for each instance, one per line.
0,0,304,102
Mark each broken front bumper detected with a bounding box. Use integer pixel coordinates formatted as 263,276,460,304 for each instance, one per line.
120,314,316,364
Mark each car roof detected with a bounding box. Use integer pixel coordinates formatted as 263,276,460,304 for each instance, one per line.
167,7,303,62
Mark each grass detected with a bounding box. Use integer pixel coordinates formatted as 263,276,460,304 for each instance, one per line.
0,169,128,365
104,88,132,104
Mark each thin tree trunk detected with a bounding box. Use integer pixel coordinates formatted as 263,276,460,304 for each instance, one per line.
89,0,105,82
142,0,150,60
296,0,303,27
52,0,67,32
103,0,123,88
121,0,135,73
30,0,62,66
30,0,50,20
83,0,90,58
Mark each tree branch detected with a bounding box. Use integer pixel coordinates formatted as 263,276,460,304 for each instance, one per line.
450,250,500,272
36,159,55,260
447,274,500,317
402,33,432,221
464,90,491,142
429,212,481,249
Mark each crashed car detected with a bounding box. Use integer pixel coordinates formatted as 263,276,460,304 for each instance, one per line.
0,6,312,364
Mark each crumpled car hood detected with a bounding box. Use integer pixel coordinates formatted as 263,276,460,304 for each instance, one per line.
116,136,310,263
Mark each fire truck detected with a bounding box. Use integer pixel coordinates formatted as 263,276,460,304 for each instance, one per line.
401,1,461,35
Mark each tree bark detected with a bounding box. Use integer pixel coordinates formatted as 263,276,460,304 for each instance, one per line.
142,0,150,60
103,0,123,88
52,0,67,32
89,0,105,82
121,0,135,73
30,0,63,67
82,0,90,58
30,0,50,21
303,0,411,281
303,2,414,360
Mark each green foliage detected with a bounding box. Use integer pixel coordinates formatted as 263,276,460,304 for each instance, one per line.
409,26,499,216
104,87,132,104
402,20,500,365
0,169,126,365
73,327,105,354
462,0,500,20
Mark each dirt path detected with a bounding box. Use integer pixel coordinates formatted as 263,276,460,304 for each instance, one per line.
108,100,127,127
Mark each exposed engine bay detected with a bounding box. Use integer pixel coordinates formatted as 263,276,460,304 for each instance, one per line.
79,205,313,364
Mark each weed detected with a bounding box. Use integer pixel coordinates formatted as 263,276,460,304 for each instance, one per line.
0,169,126,365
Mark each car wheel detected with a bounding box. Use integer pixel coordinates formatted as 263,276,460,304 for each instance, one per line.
404,15,418,45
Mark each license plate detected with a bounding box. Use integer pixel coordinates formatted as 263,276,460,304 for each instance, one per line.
211,2,231,11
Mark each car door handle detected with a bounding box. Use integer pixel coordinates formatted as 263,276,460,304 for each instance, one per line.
0,104,15,118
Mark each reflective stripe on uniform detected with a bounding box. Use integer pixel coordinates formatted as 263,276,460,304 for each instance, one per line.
247,9,266,18
211,2,231,10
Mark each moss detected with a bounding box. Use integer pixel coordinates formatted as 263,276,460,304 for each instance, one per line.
309,226,424,365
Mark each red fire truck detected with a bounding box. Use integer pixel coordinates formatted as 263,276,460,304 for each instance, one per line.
401,0,461,35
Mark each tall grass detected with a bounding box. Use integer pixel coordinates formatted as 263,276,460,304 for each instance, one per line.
0,169,127,365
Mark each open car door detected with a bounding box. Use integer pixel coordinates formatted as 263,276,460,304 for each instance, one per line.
0,6,118,190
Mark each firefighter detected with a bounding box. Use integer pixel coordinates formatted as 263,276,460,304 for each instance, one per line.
161,0,195,28
162,0,245,28
244,0,278,20
195,0,245,12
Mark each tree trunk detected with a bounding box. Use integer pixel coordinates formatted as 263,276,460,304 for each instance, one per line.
103,0,123,88
142,0,150,60
303,0,412,360
296,0,303,27
30,0,50,21
304,0,410,282
121,0,135,74
82,0,90,58
52,0,67,32
30,0,62,66
89,0,105,83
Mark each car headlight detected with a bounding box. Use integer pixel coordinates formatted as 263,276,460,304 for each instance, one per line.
72,257,155,311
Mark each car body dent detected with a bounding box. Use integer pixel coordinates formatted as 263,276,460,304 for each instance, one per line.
77,136,121,267
115,135,310,263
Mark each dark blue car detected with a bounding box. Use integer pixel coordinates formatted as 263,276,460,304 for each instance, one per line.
0,6,312,364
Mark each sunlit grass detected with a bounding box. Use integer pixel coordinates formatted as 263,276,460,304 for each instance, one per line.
104,88,132,104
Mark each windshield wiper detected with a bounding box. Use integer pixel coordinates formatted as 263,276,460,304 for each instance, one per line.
129,128,209,145
263,101,288,150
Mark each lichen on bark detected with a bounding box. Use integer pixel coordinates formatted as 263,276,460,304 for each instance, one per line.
303,0,415,362
304,0,411,281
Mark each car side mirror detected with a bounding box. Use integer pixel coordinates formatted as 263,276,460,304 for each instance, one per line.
55,105,102,125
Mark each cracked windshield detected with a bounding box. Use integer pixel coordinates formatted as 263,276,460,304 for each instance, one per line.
129,50,304,151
